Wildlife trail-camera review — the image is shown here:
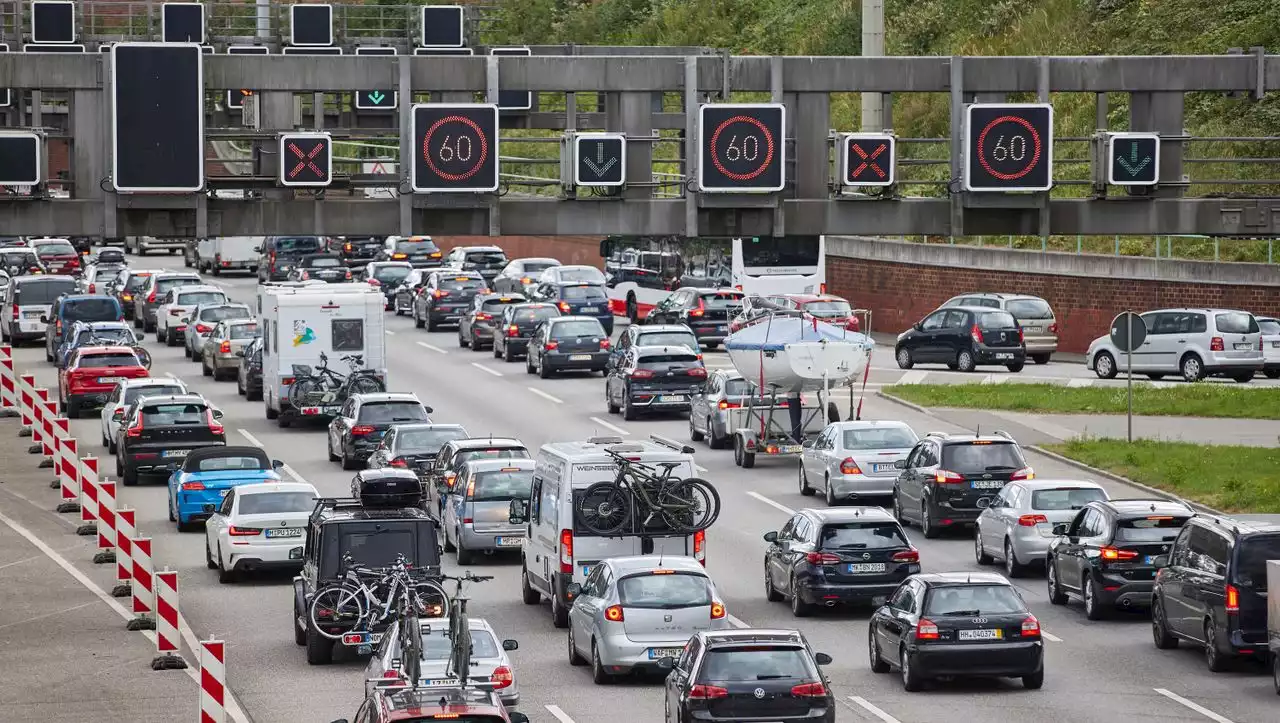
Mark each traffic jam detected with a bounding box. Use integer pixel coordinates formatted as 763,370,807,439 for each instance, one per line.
3,233,1277,723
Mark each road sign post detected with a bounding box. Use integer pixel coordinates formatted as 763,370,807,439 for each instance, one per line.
1109,310,1148,443
571,133,626,188
0,44,8,108
1107,132,1160,187
697,104,786,193
411,104,499,193
838,132,896,188
278,133,332,187
963,103,1054,192
0,131,43,187
420,6,466,48
354,47,397,111
110,43,205,194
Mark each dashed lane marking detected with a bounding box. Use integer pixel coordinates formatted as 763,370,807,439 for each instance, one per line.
544,705,576,723
897,370,928,385
416,341,448,354
726,614,749,629
470,362,502,378
848,697,902,723
1066,378,1093,388
1153,688,1235,723
746,491,794,516
527,387,563,405
237,429,311,486
385,330,396,336
695,464,708,473
588,416,628,436
1042,630,1063,642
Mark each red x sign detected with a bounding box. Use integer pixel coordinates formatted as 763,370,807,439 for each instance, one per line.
288,142,326,179
279,133,332,187
841,135,896,187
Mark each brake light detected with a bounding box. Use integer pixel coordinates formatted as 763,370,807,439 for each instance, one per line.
839,457,861,475
710,601,726,619
544,340,559,351
490,665,513,690
791,682,827,697
694,528,705,565
344,270,352,280
805,552,841,565
686,366,706,377
559,529,573,574
122,294,133,302
689,685,728,700
147,290,157,303
431,289,448,299
630,369,655,379
430,251,442,258
604,605,624,622
281,376,295,386
228,526,262,536
688,299,705,318
1226,585,1239,614
1011,466,1035,481
718,400,739,410
126,416,143,438
891,548,920,563
819,283,827,294
475,312,492,321
599,339,611,350
367,278,380,287
916,619,940,640
557,301,571,313
213,340,229,354
392,253,408,260
351,425,375,436
1099,546,1139,561
1258,337,1264,351
1018,514,1049,527
1018,327,1025,342
935,469,965,485
88,283,96,294
207,410,223,436
180,481,205,491
970,323,984,344
389,457,408,468
9,304,16,321
507,324,519,337
1210,336,1224,352
1049,322,1059,334
465,479,475,498
196,323,215,334
343,243,352,252
1021,615,1041,638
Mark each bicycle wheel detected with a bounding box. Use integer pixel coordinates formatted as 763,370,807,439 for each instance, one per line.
576,482,632,535
288,377,321,409
450,610,472,682
400,613,422,684
410,579,451,620
308,583,368,639
347,374,385,395
656,477,721,533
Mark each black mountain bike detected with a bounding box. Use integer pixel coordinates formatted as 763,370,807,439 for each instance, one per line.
288,351,384,409
575,449,720,535
442,572,493,685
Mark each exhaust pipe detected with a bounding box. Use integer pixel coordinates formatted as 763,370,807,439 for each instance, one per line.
1120,598,1131,608
825,600,837,607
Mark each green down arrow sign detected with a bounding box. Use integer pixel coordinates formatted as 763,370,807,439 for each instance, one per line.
358,89,396,110
1116,143,1151,176
1110,135,1158,185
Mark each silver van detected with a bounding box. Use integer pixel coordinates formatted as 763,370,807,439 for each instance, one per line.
941,292,1059,364
1,275,78,345
1086,308,1263,382
443,458,536,565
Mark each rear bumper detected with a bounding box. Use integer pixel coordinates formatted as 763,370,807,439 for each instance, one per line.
428,307,468,323
458,526,526,551
597,627,730,671
974,344,1026,365
545,352,610,371
470,324,497,341
501,337,531,353
910,640,1043,678
228,541,305,570
796,580,902,605
626,390,694,411
68,392,111,410
828,473,897,498
1093,575,1155,608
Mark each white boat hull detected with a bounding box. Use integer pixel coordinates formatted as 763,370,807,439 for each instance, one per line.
726,340,871,394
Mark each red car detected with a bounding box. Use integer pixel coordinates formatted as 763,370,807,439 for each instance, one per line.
730,293,863,334
337,686,529,723
58,345,150,418
32,238,82,275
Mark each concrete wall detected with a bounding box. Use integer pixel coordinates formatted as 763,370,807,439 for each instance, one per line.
434,236,604,269
826,237,1280,353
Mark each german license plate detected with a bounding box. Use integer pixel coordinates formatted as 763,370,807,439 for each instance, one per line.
580,307,599,314
494,536,522,547
569,354,592,361
219,489,229,498
971,480,1003,489
958,629,1003,641
1234,343,1252,350
871,463,894,472
995,352,1014,360
98,377,119,384
162,449,189,458
1024,327,1041,333
658,395,684,403
848,563,886,573
23,311,41,319
266,528,302,538
1272,341,1280,348
781,444,803,454
341,632,383,646
648,647,682,659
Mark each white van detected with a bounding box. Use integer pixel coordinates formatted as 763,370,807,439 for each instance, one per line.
517,434,706,628
259,283,387,427
1,275,79,345
195,237,260,275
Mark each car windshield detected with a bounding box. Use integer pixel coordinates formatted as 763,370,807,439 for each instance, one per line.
439,277,486,292
77,352,140,368
373,266,412,282
1258,319,1280,335
395,428,469,454
229,324,260,340
177,292,226,307
699,647,813,682
977,311,1019,330
924,584,1026,615
196,455,268,472
618,572,712,608
469,469,533,502
1031,487,1108,511
238,491,317,515
1006,298,1054,319
804,300,851,315
123,385,184,405
395,240,437,253
636,332,699,350
560,285,606,301
1115,515,1190,542
202,306,250,322
124,274,152,292
357,402,427,424
513,307,559,324
156,277,201,294
273,237,321,254
36,242,75,256
64,299,119,321
841,426,918,450
465,251,507,265
699,292,743,308
941,442,1025,474
819,522,910,550
1215,312,1260,334
1233,535,1280,588
141,403,208,424
15,279,77,304
551,320,604,338
558,267,605,283
420,627,499,661
306,257,342,268
455,448,529,466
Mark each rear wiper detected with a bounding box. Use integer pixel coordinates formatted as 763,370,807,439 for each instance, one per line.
755,674,792,680
984,465,1017,471
829,544,867,549
390,417,418,422
936,609,981,616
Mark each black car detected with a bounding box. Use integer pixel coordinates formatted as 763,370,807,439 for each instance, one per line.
868,572,1044,691
458,293,526,351
0,248,44,277
236,336,264,400
604,345,707,420
530,280,614,335
381,236,443,267
492,302,560,362
646,287,744,349
258,235,325,282
116,394,226,486
895,306,1027,373
364,422,470,474
289,253,351,283
361,262,414,309
294,496,441,665
661,629,834,723
442,245,509,285
492,257,560,295
335,236,385,266
1046,499,1193,619
327,393,432,470
113,269,157,321
526,317,610,378
764,507,920,617
893,431,1033,538
1151,513,1280,671
412,271,488,331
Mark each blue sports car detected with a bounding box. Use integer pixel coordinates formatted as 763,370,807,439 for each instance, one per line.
167,446,285,531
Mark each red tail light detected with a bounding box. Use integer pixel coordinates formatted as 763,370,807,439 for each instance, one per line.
9,304,17,321
1011,466,1034,481
351,425,375,436
694,528,705,565
490,665,513,690
559,529,573,574
791,682,827,697
805,552,841,565
126,415,143,438
281,376,295,386
839,457,861,475
604,605,624,622
344,243,352,252
916,619,940,640
1258,337,1264,351
1018,327,1025,342
688,298,706,318
88,283,96,294
1210,336,1224,352
544,340,559,351
1100,546,1139,561
970,323,984,344
1021,615,1041,638
1226,585,1239,614
367,278,380,287
689,685,728,700
147,291,157,303
195,323,213,334
1018,514,1049,527
686,366,706,377
891,548,920,563
228,526,262,536
557,301,571,313
475,312,492,321
710,600,725,619
207,410,223,435
506,325,519,337
219,341,231,354
181,481,205,491
1049,322,1059,334
344,270,352,280
599,339,611,350
718,400,740,410
630,369,655,379
431,289,448,299
934,469,965,485
389,457,408,468
819,283,827,294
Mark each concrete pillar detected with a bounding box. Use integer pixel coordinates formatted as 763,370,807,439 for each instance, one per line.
257,92,295,199
607,92,653,200
860,0,884,132
69,90,104,206
1129,92,1185,198
790,93,830,201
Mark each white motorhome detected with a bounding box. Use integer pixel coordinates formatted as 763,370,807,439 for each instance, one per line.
259,283,387,427
517,434,707,628
195,237,261,275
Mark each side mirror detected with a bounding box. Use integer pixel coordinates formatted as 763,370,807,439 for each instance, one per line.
1152,555,1169,569
508,498,529,524
181,316,191,324
39,315,48,323
253,246,263,253
272,459,284,470
212,409,224,420
565,582,582,597
913,322,923,331
509,714,531,723
814,652,833,666
423,406,434,414
234,350,245,357
502,639,519,651
202,503,216,514
893,459,907,469
801,439,814,449
763,531,778,543
599,239,613,258
1051,523,1068,536
656,656,675,671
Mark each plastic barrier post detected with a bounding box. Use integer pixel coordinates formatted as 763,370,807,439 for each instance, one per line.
55,437,80,513
151,569,188,670
76,456,100,536
199,639,226,723
0,344,17,417
36,390,54,466
128,536,156,631
92,480,117,564
49,417,69,488
111,507,135,598
17,373,34,436
26,385,46,451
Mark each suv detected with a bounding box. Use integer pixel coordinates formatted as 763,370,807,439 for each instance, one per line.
609,323,700,371
662,629,835,723
257,235,325,282
442,245,509,285
1086,308,1263,383
327,393,433,470
644,287,744,348
892,431,1033,538
530,281,614,335
293,496,441,665
335,236,385,266
1045,499,1193,619
2,275,77,346
604,345,707,420
939,292,1059,364
895,306,1027,373
412,270,488,331
1151,513,1280,670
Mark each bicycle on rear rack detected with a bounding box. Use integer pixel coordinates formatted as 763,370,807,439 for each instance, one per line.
287,351,384,410
575,448,721,535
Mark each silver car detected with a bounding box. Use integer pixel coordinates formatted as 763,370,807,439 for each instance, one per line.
940,292,1059,364
688,369,773,450
183,302,252,360
974,479,1110,577
1086,308,1263,383
1257,316,1280,379
442,458,534,565
799,420,919,506
201,319,260,380
566,555,730,683
363,616,520,707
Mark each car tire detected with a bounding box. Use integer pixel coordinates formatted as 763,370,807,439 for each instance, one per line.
217,546,237,584
520,567,540,605
921,503,939,539
109,437,117,455
956,349,977,373
503,345,515,363
538,358,552,380
1180,353,1205,383
1146,373,1165,381
426,317,438,332
1022,669,1044,690
892,491,906,524
798,463,814,496
305,622,334,665
205,539,217,570
1031,353,1051,365
526,356,536,374
622,397,637,421
1152,598,1178,649
824,476,839,507
1046,560,1068,604
202,359,212,377
458,332,469,348
868,627,890,673
789,576,812,617
1266,370,1280,380
708,422,727,450
1083,575,1107,620
1006,361,1025,373
340,446,358,471
900,648,923,692
122,463,138,487
327,438,339,462
266,404,279,420
551,592,569,629
167,499,175,522
414,309,425,329
606,389,620,415
974,529,994,565
157,327,166,344
1231,371,1254,384
65,397,80,420
591,641,612,685
455,540,472,565
895,346,913,370
688,414,704,442
493,344,502,359
1093,351,1118,379
101,431,109,449
1204,621,1228,672
568,625,586,666
1004,539,1029,578
764,565,782,602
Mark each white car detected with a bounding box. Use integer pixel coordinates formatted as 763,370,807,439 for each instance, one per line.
204,481,318,584
155,284,228,346
100,377,189,453
1258,316,1280,379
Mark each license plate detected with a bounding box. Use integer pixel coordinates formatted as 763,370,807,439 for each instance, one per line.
494,536,521,547
658,395,685,403
971,480,1003,489
569,354,592,361
1234,343,1252,350
266,528,302,538
648,647,683,659
994,352,1014,360
871,463,894,473
23,311,40,319
780,444,803,454
162,449,189,458
1272,341,1280,348
341,632,383,646
958,629,1003,641
423,678,461,687
1024,327,1041,334
579,307,599,313
848,563,886,573
219,489,229,498
97,377,119,384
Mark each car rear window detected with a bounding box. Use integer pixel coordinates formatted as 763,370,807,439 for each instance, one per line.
77,352,140,368
1115,515,1190,542
523,261,557,273
75,328,133,345
1258,319,1280,335
551,320,605,338
123,385,184,405
124,274,152,292
196,455,268,472
238,491,317,515
372,265,412,282
1006,298,1054,319
156,277,201,294
454,448,529,466
306,257,342,268
636,332,699,350
201,306,250,322
394,239,437,253
513,307,560,324
465,251,507,264
1031,487,1108,511
977,311,1019,330
558,267,605,283
141,403,208,424
176,292,226,307
15,279,77,304
229,324,260,340
439,277,486,292
618,572,712,608
804,300,852,315
841,426,917,450
420,627,499,660
469,468,533,502
357,402,428,424
338,527,414,569
1233,535,1280,588
272,237,322,254
36,242,75,256
638,353,700,365
940,442,1025,475
723,379,754,397
924,584,1026,615
560,285,606,301
64,298,120,321
1215,312,1260,334
396,428,469,454
481,298,521,312
819,522,909,550
699,647,813,683
699,292,744,308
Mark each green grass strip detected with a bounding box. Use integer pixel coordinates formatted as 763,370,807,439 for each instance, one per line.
885,383,1280,420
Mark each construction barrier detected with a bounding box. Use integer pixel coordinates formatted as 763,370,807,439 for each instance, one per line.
37,389,55,466
152,569,188,670
128,536,156,631
49,416,69,488
93,480,117,564
199,639,226,723
30,387,49,455
76,455,99,536
0,344,17,415
18,373,35,436
55,437,80,513
112,507,135,598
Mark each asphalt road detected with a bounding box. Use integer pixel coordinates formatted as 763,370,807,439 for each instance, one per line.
7,254,1276,723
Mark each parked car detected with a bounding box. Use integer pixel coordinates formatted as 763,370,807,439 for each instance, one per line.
1254,315,1280,378
458,293,526,351
975,479,1110,577
492,257,560,295
525,316,610,378
940,292,1059,364
895,306,1027,373
1086,308,1263,383
491,302,561,362
604,345,707,420
644,287,744,348
893,431,1033,538
236,337,264,400
798,421,919,506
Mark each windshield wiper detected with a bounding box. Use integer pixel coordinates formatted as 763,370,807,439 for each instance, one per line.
828,544,867,549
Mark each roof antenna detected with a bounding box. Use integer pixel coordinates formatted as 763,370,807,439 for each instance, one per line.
975,423,980,437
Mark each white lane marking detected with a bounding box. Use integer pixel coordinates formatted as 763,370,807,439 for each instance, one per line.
980,374,1008,385
848,697,902,723
237,429,310,486
164,371,178,379
897,370,928,385
1041,630,1062,642
726,614,749,629
0,511,251,723
695,464,708,473
1066,378,1093,388
588,416,628,436
527,387,563,404
1153,688,1235,723
746,491,794,516
385,330,396,336
470,362,502,377
416,341,447,354
544,705,576,723
0,600,97,631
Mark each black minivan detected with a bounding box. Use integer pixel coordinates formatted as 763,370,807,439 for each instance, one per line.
895,306,1027,373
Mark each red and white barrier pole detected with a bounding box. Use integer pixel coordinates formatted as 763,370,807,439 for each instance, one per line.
49,416,69,489
128,536,156,631
29,387,49,456
93,480,118,565
0,344,17,417
37,390,55,466
76,456,100,537
112,507,135,598
55,437,80,514
199,638,226,723
151,569,188,670
17,372,35,436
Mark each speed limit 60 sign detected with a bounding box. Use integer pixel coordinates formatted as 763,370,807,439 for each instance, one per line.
963,103,1054,192
411,103,499,193
697,103,786,193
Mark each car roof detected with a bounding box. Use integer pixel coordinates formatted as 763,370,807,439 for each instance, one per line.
1145,308,1250,315
448,437,525,450
922,431,1018,445
433,269,484,278
391,422,464,432
633,324,696,334
1016,479,1104,490
550,315,603,324
233,481,318,496
478,292,526,301
514,257,559,264
700,629,806,647
62,293,117,302
456,245,503,252
319,505,434,523
555,264,600,272
509,302,558,309
1198,513,1280,535
75,320,129,328
913,571,1011,587
826,420,911,431
153,272,201,279
606,555,706,575
356,468,421,481
801,506,898,524
369,261,412,268
352,392,420,404
1097,499,1193,515
13,274,76,284
946,305,1011,314
460,457,536,473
